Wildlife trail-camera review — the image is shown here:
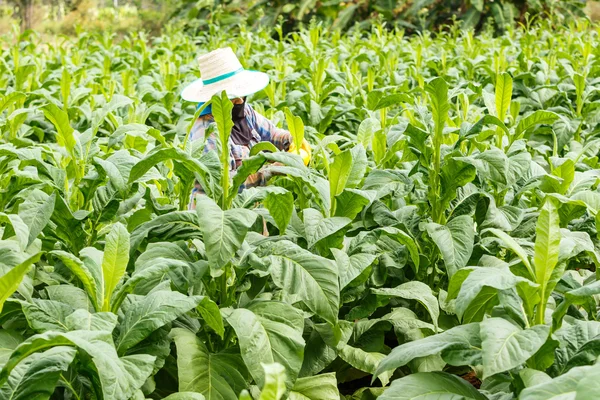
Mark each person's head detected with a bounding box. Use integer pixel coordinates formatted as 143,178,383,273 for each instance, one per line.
181,47,269,107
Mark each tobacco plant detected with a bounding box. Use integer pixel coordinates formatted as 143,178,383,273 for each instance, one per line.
1,16,600,400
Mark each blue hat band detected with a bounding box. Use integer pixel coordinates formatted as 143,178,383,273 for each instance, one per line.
202,68,245,85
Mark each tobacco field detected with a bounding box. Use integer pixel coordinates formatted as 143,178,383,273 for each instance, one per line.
1,17,600,400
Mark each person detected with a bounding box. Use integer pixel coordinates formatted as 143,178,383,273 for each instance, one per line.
181,47,311,209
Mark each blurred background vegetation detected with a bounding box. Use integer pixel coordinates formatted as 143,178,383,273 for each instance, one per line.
1,0,596,37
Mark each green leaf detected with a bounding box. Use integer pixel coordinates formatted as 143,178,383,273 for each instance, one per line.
102,222,130,312
520,364,593,399
18,192,56,247
375,324,481,378
378,227,421,272
550,320,600,375
0,330,23,369
338,343,391,386
334,189,376,220
171,328,247,400
42,103,76,154
426,77,449,143
163,393,206,400
346,144,368,188
480,317,550,379
258,363,287,400
303,208,351,248
250,141,279,156
454,265,530,323
425,216,474,278
329,150,353,209
222,301,305,388
495,72,513,120
332,249,376,289
289,373,340,400
117,291,203,355
0,253,41,313
372,281,439,331
0,330,154,400
0,346,77,400
197,296,225,339
50,250,102,312
264,190,294,234
65,309,118,332
357,118,381,148
285,108,305,153
534,198,561,322
263,240,339,325
21,299,73,332
515,110,560,139
487,228,534,278
378,371,486,400
128,147,210,183
196,196,257,271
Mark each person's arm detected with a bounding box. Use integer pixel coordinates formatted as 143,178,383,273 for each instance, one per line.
246,105,292,152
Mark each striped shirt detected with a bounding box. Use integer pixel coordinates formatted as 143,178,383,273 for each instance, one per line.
189,103,292,207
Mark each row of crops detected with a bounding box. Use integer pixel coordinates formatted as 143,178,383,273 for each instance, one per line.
1,17,600,400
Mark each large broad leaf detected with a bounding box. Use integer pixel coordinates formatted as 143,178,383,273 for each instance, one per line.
357,118,381,148
18,192,56,247
0,346,76,400
42,103,76,154
378,371,487,400
20,298,73,332
337,343,391,386
264,190,294,234
332,249,376,289
347,145,368,188
285,108,305,153
102,222,130,312
0,253,41,313
195,196,257,271
329,150,353,208
550,320,600,375
487,228,534,278
303,208,351,248
520,364,594,400
65,309,118,332
457,148,508,186
262,240,339,325
453,266,530,323
480,317,550,379
0,330,154,400
372,281,439,331
51,250,102,311
289,373,340,400
116,291,203,355
425,215,474,278
129,147,209,183
0,330,23,369
171,328,247,400
375,324,481,378
534,198,561,322
495,72,513,121
257,363,287,400
426,77,449,143
515,110,560,139
222,301,305,388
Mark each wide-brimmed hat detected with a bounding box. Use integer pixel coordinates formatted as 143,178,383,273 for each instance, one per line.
181,47,270,103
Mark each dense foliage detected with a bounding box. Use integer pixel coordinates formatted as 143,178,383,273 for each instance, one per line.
175,0,588,33
1,16,600,400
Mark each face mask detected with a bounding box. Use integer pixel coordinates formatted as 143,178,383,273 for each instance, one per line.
232,100,246,121
230,98,253,146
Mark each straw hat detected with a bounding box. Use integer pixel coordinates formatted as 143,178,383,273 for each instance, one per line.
181,47,270,103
